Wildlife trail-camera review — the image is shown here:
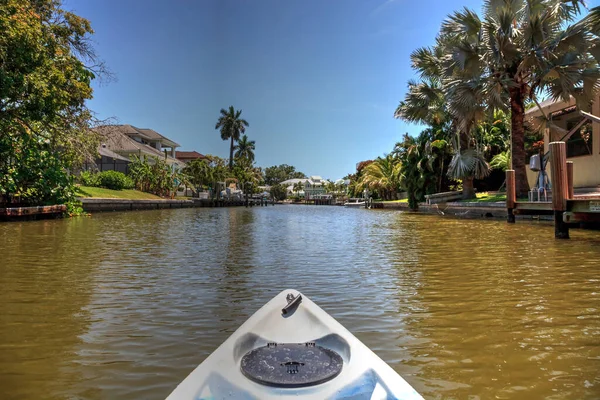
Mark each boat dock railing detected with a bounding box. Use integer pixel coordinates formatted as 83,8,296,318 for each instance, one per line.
506,141,600,239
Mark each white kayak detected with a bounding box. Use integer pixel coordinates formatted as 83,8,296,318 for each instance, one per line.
166,289,423,400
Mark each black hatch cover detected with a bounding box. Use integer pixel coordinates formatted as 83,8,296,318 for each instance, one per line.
240,342,343,388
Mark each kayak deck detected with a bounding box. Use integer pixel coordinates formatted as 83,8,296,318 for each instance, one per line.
166,289,423,400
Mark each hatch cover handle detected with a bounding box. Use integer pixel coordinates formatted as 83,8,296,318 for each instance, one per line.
282,293,302,315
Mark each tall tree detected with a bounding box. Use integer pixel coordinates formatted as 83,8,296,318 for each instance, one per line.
234,134,256,162
215,106,249,170
355,155,402,200
0,0,108,206
440,0,600,197
395,44,487,198
293,181,304,197
263,164,306,185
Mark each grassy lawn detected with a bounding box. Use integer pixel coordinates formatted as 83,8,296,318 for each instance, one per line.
461,192,507,203
76,186,163,200
382,199,409,203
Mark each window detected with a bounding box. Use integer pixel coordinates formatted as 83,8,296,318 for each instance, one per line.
566,119,593,157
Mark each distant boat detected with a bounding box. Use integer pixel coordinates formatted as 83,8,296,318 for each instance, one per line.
344,198,366,208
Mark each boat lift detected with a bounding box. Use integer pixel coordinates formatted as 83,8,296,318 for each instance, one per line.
529,109,597,201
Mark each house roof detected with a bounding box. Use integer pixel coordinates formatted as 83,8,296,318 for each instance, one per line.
176,151,206,159
95,126,184,167
98,145,130,161
136,128,180,147
281,177,330,187
280,178,308,185
94,125,180,147
525,96,577,118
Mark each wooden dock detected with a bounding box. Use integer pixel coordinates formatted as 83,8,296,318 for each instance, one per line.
0,205,67,221
506,141,600,238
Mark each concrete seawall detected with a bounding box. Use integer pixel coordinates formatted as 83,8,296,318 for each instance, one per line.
375,201,553,221
80,198,246,212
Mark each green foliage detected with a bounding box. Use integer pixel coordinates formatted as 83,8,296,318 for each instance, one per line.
355,155,401,200
490,151,511,172
396,2,599,196
234,134,256,163
263,164,306,185
293,181,304,197
448,179,463,192
215,106,249,170
77,170,134,190
65,201,85,217
447,149,490,181
182,155,228,196
129,156,181,197
0,0,106,208
0,135,77,206
232,157,263,189
78,171,100,187
269,184,287,201
96,171,130,190
394,132,439,210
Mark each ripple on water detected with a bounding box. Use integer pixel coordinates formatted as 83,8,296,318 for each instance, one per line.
1,207,600,399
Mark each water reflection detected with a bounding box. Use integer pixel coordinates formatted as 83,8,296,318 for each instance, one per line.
398,216,600,399
1,207,599,399
0,217,103,400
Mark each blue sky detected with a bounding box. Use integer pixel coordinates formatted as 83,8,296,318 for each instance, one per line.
66,0,598,180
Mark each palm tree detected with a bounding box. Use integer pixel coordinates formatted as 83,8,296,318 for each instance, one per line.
293,181,304,197
356,154,402,200
215,106,249,170
234,134,256,163
393,132,441,209
395,45,484,198
439,1,600,197
182,158,211,194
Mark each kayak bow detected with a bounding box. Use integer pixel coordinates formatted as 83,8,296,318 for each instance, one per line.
166,289,423,400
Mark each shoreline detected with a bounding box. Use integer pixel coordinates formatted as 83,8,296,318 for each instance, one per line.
373,201,554,220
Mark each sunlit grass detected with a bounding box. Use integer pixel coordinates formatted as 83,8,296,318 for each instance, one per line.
462,192,507,203
76,186,163,200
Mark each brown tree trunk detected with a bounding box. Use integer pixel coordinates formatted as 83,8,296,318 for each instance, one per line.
229,136,234,170
459,129,476,199
462,176,475,199
509,85,530,197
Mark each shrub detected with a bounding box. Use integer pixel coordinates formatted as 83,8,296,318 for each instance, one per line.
97,170,129,190
78,171,100,187
123,175,135,190
269,184,287,201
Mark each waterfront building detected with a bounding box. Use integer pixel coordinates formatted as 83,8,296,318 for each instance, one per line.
526,97,600,189
280,176,329,198
92,125,185,171
175,151,207,164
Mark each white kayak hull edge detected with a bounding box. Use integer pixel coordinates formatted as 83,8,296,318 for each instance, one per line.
166,289,423,400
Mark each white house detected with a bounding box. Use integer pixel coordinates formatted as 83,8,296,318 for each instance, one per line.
281,176,330,198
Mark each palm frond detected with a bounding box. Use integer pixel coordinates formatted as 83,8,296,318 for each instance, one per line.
447,148,490,180
441,7,482,41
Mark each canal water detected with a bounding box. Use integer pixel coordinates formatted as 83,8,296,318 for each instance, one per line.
1,206,599,399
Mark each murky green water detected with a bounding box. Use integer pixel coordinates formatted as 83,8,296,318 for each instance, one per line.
1,206,599,399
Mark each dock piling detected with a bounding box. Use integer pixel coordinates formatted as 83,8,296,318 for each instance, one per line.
566,161,574,200
549,142,569,239
506,170,516,223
